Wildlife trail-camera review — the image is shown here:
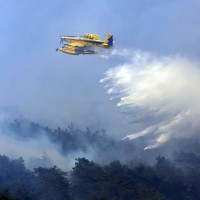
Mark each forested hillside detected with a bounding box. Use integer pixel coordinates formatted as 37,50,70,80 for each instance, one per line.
0,154,200,199
0,120,200,199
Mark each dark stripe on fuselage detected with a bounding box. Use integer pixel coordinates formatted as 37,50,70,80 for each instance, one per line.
64,38,104,45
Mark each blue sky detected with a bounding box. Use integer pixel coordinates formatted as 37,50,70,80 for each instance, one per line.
1,0,200,137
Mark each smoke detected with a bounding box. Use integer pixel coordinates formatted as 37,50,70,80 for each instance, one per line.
0,128,66,170
101,49,200,149
0,116,99,171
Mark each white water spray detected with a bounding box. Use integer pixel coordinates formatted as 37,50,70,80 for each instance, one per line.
101,49,200,149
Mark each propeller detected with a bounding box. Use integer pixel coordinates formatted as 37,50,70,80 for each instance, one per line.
60,36,64,44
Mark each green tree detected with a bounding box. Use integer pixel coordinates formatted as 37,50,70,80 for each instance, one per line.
34,166,70,200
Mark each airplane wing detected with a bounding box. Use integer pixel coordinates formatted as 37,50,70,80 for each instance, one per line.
68,42,85,47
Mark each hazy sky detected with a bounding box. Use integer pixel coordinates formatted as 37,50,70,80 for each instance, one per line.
1,0,200,137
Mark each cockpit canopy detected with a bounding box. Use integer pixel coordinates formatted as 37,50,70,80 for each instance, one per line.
83,34,99,40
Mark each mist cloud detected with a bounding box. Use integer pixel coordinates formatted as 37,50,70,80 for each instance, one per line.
101,49,200,149
0,117,100,171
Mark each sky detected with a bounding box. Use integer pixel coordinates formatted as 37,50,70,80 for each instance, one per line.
1,0,200,139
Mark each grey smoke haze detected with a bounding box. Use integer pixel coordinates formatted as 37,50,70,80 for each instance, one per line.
0,117,151,170
0,122,68,170
101,49,200,149
0,117,105,170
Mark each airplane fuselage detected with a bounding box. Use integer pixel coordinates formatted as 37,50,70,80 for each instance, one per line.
61,37,112,48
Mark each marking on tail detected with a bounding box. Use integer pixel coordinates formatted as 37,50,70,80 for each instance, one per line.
104,34,113,47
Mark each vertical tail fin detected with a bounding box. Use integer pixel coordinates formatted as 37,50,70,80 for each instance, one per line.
104,34,113,47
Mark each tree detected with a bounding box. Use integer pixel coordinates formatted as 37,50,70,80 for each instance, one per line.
71,158,104,199
34,166,70,200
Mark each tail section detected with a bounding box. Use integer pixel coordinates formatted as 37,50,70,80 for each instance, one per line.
104,34,113,47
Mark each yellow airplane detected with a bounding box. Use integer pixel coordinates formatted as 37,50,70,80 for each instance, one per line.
56,33,113,55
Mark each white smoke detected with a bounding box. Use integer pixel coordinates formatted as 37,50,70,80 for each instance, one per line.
0,116,98,171
101,49,200,149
